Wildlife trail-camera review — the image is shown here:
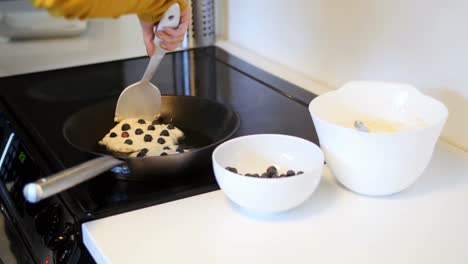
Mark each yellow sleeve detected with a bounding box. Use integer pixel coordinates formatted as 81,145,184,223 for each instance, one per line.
32,0,187,24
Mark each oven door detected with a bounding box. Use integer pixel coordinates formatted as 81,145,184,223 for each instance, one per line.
0,200,34,264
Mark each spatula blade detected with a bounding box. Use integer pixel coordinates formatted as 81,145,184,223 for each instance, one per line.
114,81,162,122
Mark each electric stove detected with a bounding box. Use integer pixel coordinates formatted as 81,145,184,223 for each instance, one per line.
0,47,318,263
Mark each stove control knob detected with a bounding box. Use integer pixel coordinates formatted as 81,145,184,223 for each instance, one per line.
51,224,76,263
55,247,73,264
34,203,61,235
45,223,75,250
45,233,68,250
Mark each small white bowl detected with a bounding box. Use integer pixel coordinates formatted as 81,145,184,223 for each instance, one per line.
309,81,448,196
212,134,324,214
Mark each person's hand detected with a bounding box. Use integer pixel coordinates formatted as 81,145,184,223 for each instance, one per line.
139,6,192,56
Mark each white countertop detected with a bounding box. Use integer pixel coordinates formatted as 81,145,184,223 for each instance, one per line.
0,15,146,78
83,142,468,264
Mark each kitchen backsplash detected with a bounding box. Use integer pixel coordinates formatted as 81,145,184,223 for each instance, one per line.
218,0,468,151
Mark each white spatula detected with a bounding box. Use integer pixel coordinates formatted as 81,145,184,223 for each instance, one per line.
114,3,181,122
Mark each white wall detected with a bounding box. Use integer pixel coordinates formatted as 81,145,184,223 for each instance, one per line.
220,0,468,151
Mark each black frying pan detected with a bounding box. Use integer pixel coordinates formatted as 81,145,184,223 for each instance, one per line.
23,96,240,203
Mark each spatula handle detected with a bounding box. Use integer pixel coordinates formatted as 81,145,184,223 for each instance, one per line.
142,3,181,82
142,50,166,82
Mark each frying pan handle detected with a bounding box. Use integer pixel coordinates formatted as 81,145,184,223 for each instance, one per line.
23,156,124,203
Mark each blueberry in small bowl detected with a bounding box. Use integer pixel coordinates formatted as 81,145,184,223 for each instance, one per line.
212,134,324,214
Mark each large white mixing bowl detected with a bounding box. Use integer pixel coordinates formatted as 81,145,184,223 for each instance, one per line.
309,81,448,196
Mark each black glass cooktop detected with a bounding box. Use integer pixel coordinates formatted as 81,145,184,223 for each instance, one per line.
0,47,318,221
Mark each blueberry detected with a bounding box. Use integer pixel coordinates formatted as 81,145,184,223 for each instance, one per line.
135,128,144,135
110,132,117,138
138,119,146,124
160,130,170,137
266,166,278,177
286,170,296,176
245,173,253,177
160,152,168,156
152,118,161,125
252,174,260,177
167,124,175,130
137,148,148,157
144,134,153,142
297,171,304,175
147,125,156,131
176,146,184,153
157,137,166,144
163,146,171,150
279,174,286,177
124,139,133,145
225,167,238,173
140,148,149,154
121,132,129,138
261,173,268,178
121,124,131,131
